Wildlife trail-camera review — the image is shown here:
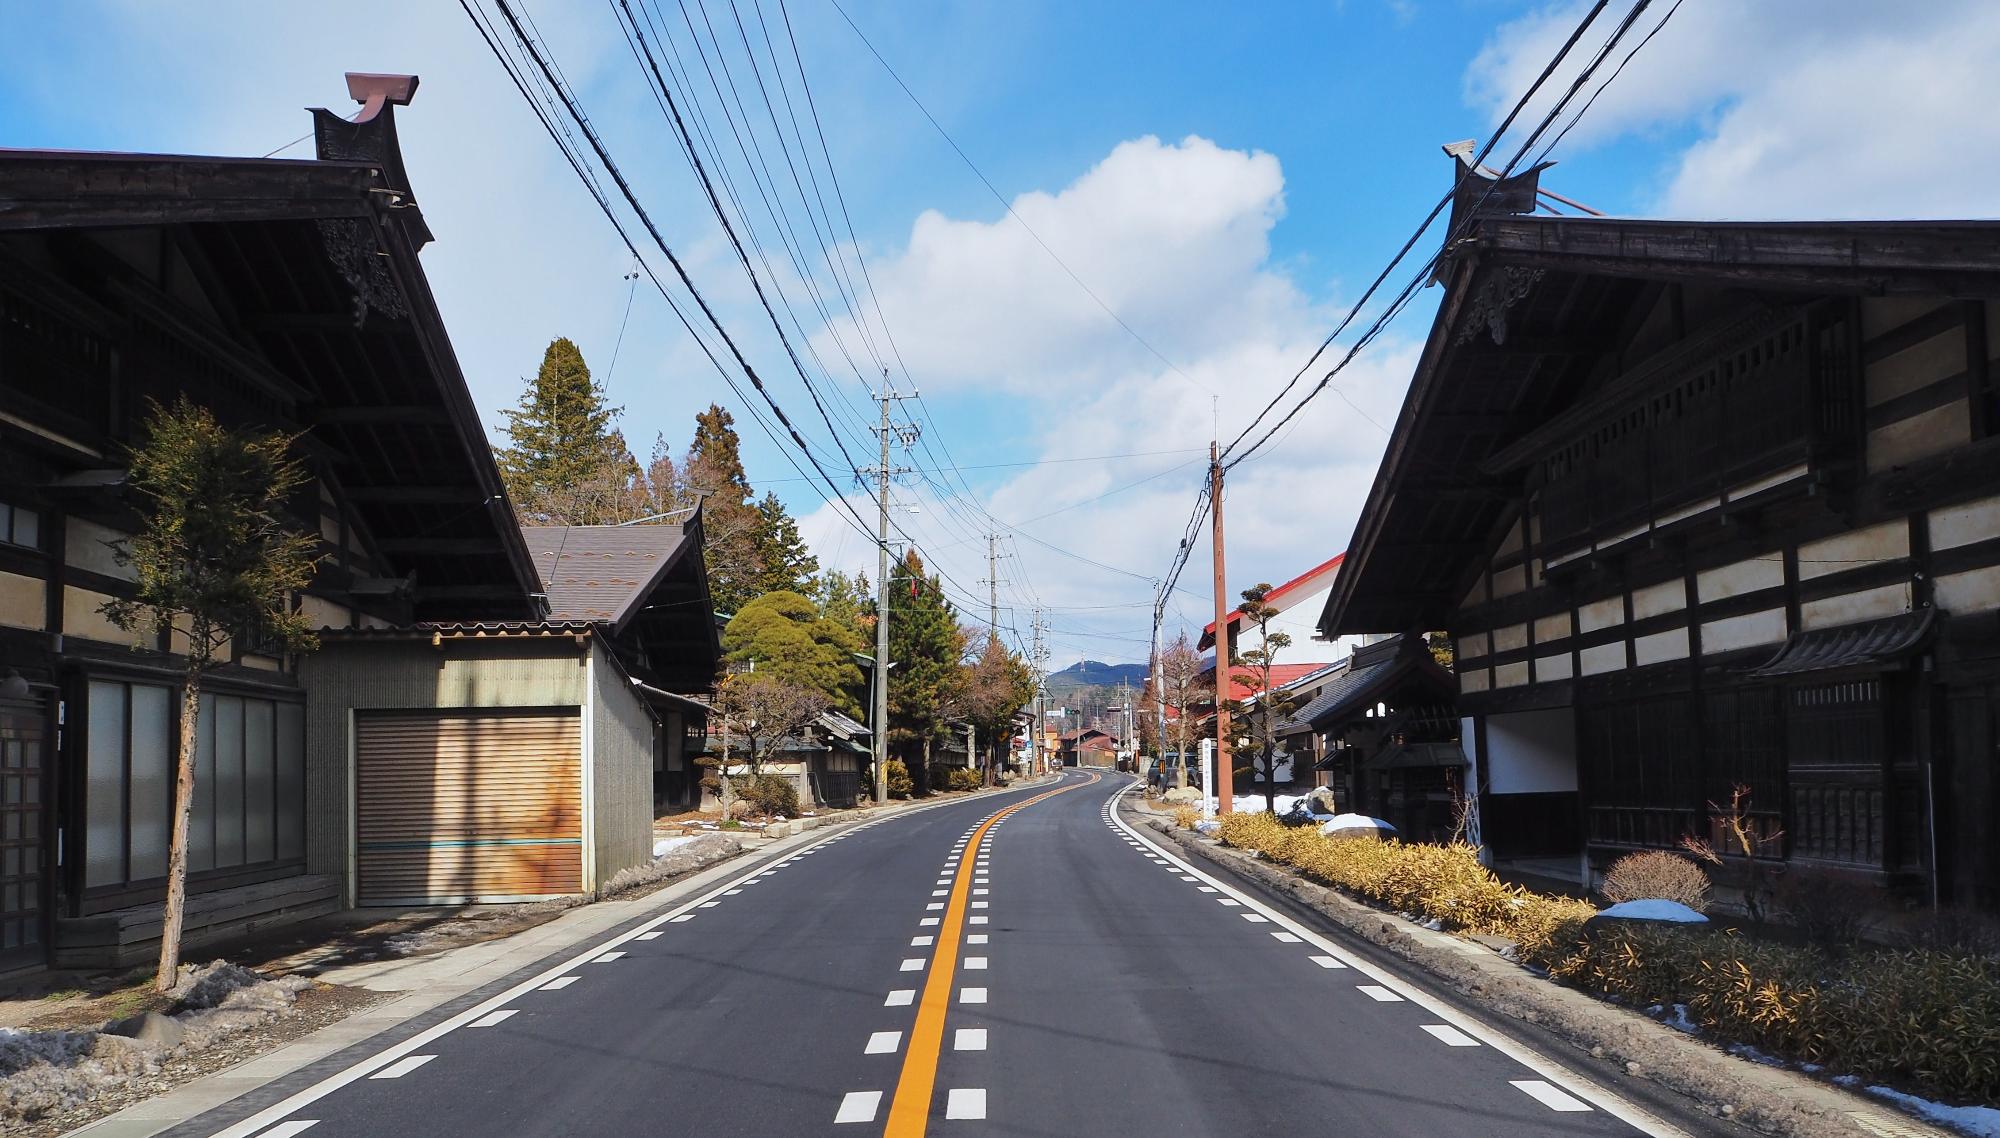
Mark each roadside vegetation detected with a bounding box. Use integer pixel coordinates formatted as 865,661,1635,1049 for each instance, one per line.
1200,811,2000,1106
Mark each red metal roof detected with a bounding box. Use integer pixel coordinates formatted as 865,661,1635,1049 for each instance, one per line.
1200,552,1345,649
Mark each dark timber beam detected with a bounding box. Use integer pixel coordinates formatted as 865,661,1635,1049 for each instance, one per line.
378,538,504,556
346,484,488,504
312,405,453,426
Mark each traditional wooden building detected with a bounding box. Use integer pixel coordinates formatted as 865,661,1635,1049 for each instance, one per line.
1321,174,2000,908
0,74,712,970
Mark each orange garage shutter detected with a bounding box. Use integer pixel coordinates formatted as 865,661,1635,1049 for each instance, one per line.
356,710,582,906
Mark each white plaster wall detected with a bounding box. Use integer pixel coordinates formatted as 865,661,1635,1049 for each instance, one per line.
1703,608,1789,655
1928,494,2000,551
1798,521,1909,581
1485,707,1577,794
1697,555,1783,601
1936,565,2000,614
1579,642,1625,676
1633,627,1690,666
1631,580,1686,621
1578,595,1624,634
1800,582,1912,630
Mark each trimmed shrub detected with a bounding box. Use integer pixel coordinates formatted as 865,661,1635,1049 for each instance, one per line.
1600,850,1711,913
926,762,954,793
947,769,983,792
885,760,913,799
729,773,799,819
1208,809,2000,1104
1172,805,1201,830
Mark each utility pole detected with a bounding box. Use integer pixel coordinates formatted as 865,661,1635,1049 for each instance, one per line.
867,381,919,804
1151,579,1171,786
1028,608,1050,774
979,533,1005,634
1210,441,1233,815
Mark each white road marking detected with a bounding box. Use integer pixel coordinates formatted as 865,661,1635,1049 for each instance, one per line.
539,976,580,990
669,915,694,923
900,958,925,971
921,917,940,926
971,901,988,909
1179,875,1198,881
926,903,945,911
970,915,989,924
1197,886,1217,893
698,901,720,908
932,890,949,897
967,933,989,944
945,1089,987,1120
725,889,743,895
593,951,625,962
1421,1024,1481,1047
865,1031,902,1055
911,935,935,946
469,1010,518,1028
1241,913,1270,923
1101,782,1687,1138
964,956,988,970
637,931,663,940
1512,1080,1593,1112
1308,955,1347,969
960,987,988,1004
954,1028,988,1051
886,990,915,1006
1357,985,1404,1002
1271,931,1301,942
368,1054,436,1080
251,1123,319,1138
1217,898,1240,907
835,1090,883,1124
973,888,989,895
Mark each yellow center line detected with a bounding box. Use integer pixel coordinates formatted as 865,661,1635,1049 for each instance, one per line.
881,771,1101,1136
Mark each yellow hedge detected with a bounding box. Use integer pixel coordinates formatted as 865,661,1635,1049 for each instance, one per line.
1210,811,2000,1103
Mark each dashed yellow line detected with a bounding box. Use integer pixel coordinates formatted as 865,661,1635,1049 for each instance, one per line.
881,772,1099,1136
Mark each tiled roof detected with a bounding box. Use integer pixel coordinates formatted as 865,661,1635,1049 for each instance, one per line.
1747,608,1934,677
520,524,692,629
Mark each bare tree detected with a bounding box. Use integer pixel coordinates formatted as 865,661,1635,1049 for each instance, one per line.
1151,631,1210,788
713,672,831,774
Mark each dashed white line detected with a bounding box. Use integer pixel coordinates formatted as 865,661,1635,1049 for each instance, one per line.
539,976,580,990
468,1010,517,1028
251,1123,319,1138
900,958,925,972
636,931,663,941
835,1090,882,1124
945,1088,987,1119
921,917,941,926
926,902,945,911
1421,1024,1481,1047
971,901,988,909
668,915,694,923
967,933,988,944
954,1027,988,1051
1357,985,1404,1002
932,890,949,897
912,935,935,946
964,956,988,970
592,951,625,962
1197,886,1218,893
698,901,720,909
886,990,915,1006
1308,956,1348,969
960,987,988,1004
1270,931,1302,943
368,1054,436,1080
865,1031,903,1055
1512,1080,1593,1112
1241,913,1270,924
1217,898,1240,907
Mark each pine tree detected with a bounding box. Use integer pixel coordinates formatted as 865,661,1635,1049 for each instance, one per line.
494,338,638,524
887,551,966,793
101,397,320,991
753,492,819,595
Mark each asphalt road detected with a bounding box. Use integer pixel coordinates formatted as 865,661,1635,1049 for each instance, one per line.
173,771,1721,1138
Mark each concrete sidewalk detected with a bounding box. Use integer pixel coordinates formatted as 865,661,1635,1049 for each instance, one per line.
65,782,1047,1138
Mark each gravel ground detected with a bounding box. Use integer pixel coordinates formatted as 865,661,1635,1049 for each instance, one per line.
9,981,389,1138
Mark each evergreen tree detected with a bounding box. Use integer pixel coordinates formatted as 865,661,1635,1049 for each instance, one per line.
494,338,638,524
960,630,1037,783
753,492,819,595
720,590,866,717
681,405,765,614
887,551,966,793
101,397,320,991
813,569,873,642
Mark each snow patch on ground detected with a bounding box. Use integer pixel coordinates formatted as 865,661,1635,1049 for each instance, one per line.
1867,1085,2000,1137
652,835,701,858
1728,1042,1785,1067
0,961,312,1126
604,833,743,897
1597,899,1709,923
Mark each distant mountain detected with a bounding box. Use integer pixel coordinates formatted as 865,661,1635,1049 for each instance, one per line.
1045,659,1148,692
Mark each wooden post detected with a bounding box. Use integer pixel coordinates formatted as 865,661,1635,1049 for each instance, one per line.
1210,442,1233,816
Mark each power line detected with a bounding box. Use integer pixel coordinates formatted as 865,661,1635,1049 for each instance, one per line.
824,0,1213,398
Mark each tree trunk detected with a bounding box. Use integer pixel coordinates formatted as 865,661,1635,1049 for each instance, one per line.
156,659,203,993
920,735,932,796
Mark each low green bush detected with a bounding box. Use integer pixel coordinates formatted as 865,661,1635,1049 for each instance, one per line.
885,760,912,799
1213,811,2000,1103
947,769,983,792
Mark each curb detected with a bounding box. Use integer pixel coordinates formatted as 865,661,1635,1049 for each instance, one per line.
61,778,1056,1138
1128,805,1950,1138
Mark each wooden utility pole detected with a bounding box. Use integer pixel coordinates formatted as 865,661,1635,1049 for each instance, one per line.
1210,442,1232,815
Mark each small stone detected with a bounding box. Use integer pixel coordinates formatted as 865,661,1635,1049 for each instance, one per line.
103,1010,186,1049
1625,1060,1643,1076
1720,1104,1735,1116
1590,1045,1605,1058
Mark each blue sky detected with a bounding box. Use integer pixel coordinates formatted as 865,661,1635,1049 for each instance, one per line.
5,2,1996,663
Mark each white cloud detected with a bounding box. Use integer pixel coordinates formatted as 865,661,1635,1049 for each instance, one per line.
1465,0,2000,218
797,136,1418,665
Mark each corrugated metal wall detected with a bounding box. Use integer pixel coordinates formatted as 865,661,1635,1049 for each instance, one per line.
589,641,655,891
